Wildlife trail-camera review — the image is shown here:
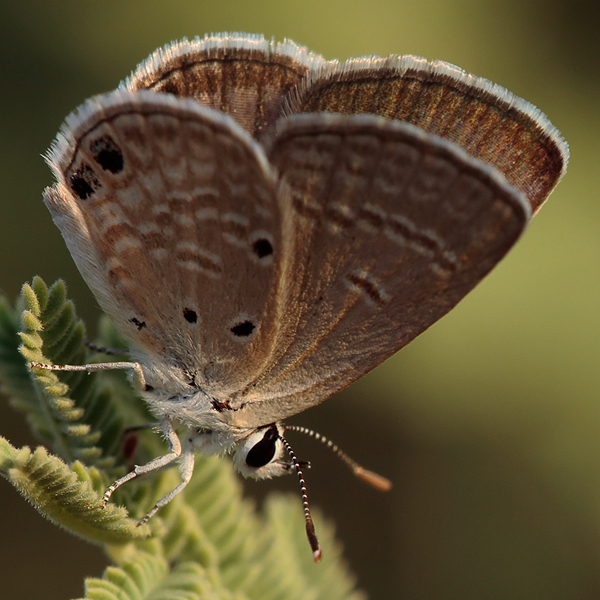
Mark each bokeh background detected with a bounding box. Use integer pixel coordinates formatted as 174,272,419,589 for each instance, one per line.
1,1,598,598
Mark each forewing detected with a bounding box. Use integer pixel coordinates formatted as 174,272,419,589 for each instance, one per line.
44,90,283,396
286,56,569,214
227,113,530,428
124,32,326,138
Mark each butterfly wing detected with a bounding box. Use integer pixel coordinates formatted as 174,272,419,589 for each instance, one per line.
286,56,568,214
43,41,569,430
225,112,531,428
44,90,285,397
124,33,326,138
221,56,569,427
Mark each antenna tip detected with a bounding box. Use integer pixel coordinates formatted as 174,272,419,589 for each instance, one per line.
354,466,393,492
306,520,322,562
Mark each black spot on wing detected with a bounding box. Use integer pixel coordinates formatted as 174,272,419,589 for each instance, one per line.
252,238,273,258
183,308,197,323
231,320,255,337
90,135,124,174
130,317,146,330
70,164,100,200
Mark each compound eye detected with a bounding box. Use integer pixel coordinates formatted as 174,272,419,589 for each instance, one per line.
245,425,279,468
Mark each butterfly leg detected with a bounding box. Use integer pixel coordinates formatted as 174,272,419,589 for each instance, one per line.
30,360,147,390
137,439,195,525
102,417,182,509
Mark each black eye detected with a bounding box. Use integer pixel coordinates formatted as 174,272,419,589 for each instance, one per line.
245,425,279,468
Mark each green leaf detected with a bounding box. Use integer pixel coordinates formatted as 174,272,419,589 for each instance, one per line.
0,436,150,544
14,277,125,470
77,553,226,600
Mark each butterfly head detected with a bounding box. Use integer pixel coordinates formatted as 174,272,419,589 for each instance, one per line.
191,422,292,480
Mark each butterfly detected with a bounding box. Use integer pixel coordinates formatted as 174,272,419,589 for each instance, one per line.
35,32,568,561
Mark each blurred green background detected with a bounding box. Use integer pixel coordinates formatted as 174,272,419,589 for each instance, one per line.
1,1,598,598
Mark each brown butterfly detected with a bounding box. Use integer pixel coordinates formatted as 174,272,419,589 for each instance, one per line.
36,33,568,561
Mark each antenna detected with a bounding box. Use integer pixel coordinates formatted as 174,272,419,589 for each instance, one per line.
279,434,322,563
285,425,392,492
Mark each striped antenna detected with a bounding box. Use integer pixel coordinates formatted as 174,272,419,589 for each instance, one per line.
285,425,392,492
278,434,322,563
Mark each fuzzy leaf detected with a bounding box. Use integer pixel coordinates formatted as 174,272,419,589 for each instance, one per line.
13,278,124,470
77,553,226,600
0,436,150,544
21,282,41,317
